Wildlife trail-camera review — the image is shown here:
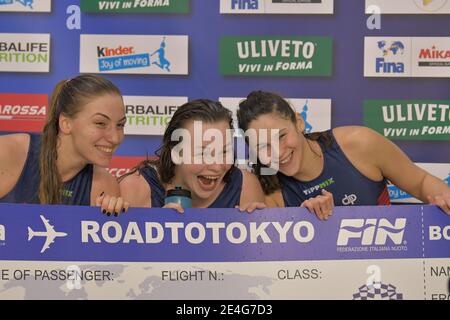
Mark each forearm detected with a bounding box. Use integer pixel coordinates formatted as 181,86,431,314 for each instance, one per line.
419,173,450,203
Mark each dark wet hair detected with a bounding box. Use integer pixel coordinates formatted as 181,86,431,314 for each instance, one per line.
121,99,234,185
237,90,332,195
40,74,122,204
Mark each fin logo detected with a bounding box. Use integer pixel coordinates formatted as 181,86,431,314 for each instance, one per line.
0,0,33,9
414,0,448,12
337,218,407,246
0,224,5,241
28,215,68,253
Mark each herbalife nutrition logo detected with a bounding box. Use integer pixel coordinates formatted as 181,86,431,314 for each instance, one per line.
220,36,332,76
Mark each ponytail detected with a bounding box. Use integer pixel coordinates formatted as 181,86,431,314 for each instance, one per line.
39,75,122,204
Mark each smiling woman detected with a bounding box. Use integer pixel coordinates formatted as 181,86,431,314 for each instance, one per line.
119,99,265,213
0,74,129,215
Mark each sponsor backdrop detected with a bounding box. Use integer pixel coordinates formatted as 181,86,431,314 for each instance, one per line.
0,204,449,299
0,0,449,203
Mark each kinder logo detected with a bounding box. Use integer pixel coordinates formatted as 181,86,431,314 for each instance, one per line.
429,225,450,241
0,224,5,241
80,34,188,75
0,93,48,132
337,218,407,246
96,45,149,72
97,45,135,58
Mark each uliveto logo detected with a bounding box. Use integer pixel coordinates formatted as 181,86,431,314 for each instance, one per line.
0,224,5,241
337,218,407,246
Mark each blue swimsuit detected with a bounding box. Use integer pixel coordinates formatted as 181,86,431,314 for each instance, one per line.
0,134,93,205
278,130,390,207
139,165,243,208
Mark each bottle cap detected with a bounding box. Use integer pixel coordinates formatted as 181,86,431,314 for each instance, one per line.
166,186,191,198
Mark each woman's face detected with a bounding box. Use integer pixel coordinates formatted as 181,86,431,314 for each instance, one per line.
247,112,304,177
172,119,233,203
66,93,126,167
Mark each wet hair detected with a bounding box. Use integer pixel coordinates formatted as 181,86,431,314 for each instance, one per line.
121,99,234,185
39,74,122,204
237,90,332,195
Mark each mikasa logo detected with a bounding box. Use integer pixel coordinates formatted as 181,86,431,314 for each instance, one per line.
0,224,5,241
337,218,407,246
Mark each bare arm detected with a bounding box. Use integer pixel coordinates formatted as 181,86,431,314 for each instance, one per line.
91,166,120,204
264,190,284,208
119,172,152,208
337,126,450,209
0,134,29,198
238,169,266,212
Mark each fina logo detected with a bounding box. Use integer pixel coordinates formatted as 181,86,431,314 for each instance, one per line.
231,0,259,10
337,218,407,246
0,224,5,241
376,40,405,74
0,0,33,9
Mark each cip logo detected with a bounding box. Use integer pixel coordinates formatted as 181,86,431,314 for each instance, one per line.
337,218,407,246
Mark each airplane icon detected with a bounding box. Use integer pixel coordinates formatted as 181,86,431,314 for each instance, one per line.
28,215,68,253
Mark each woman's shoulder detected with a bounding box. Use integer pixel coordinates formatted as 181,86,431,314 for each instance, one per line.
119,170,152,207
0,133,31,167
332,126,382,151
92,166,120,197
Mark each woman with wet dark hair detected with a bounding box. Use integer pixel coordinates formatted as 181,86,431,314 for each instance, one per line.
237,91,450,219
119,99,265,212
0,74,129,215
